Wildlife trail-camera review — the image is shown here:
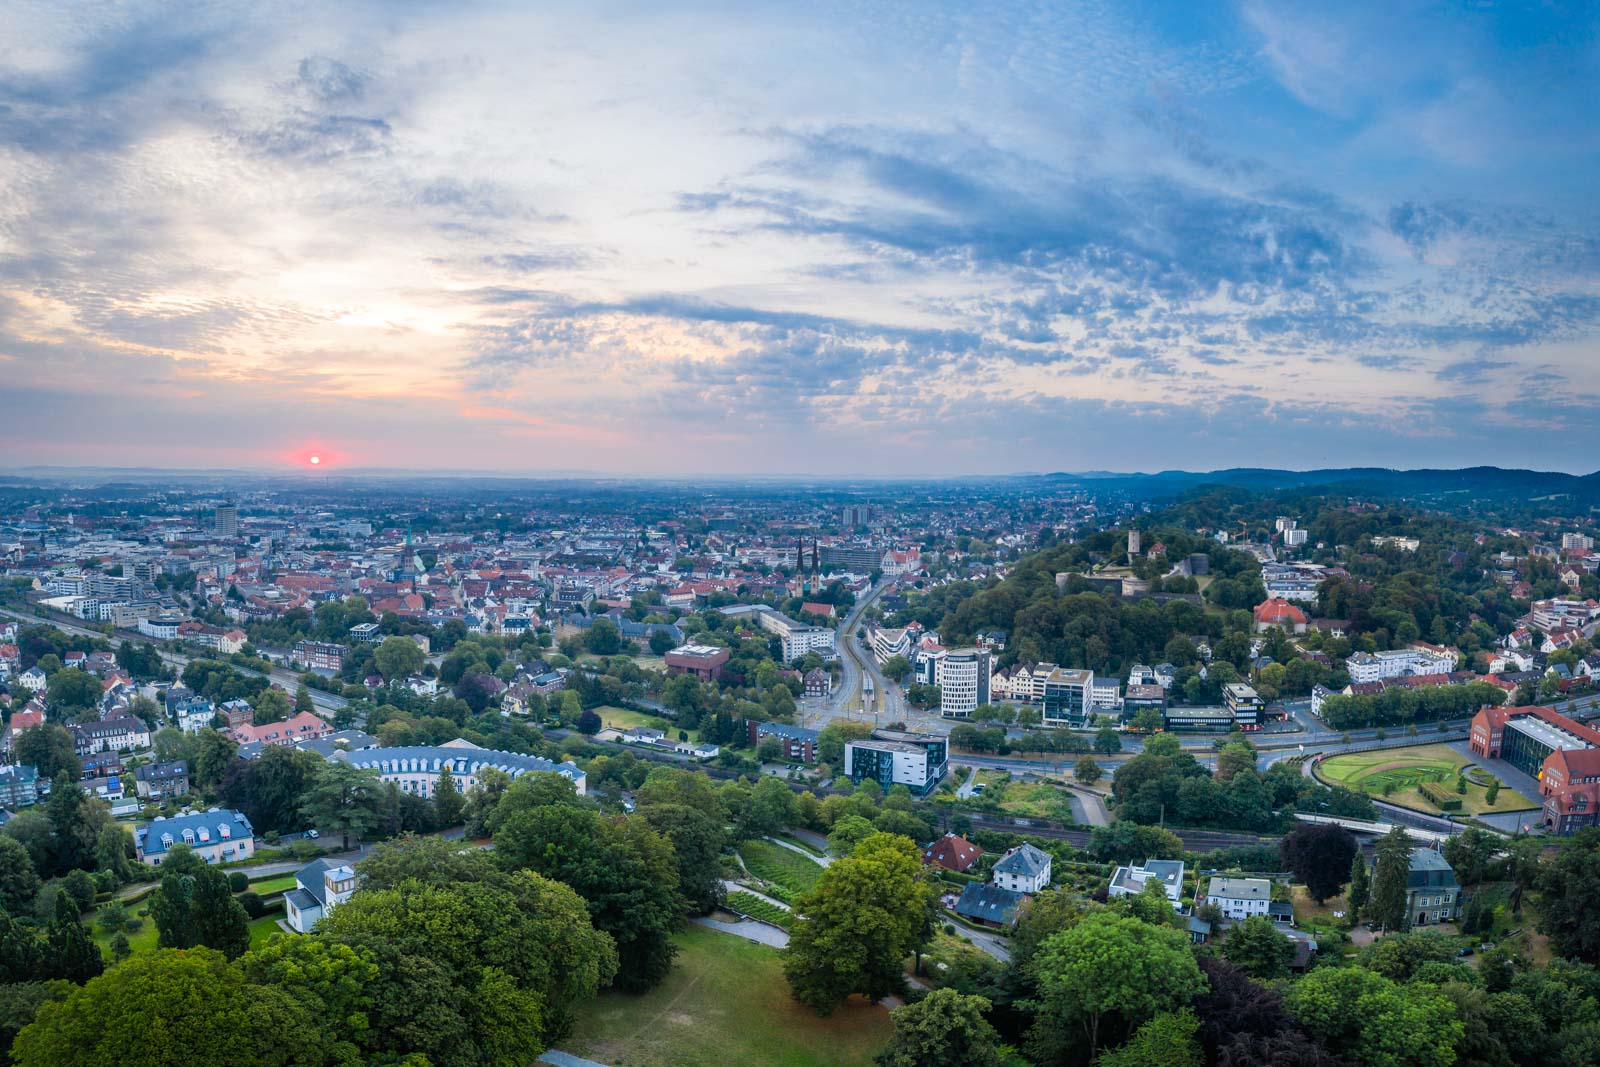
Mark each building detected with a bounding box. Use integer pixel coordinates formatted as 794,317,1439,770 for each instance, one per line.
72,716,151,755
229,711,332,748
922,833,982,872
1346,645,1458,684
1041,667,1095,728
284,859,359,933
1205,876,1271,920
1127,530,1141,558
334,739,586,797
1253,598,1309,634
1123,684,1167,719
214,505,238,538
293,640,346,672
1223,683,1264,729
992,843,1052,894
745,720,819,763
135,809,255,866
347,622,381,643
663,644,730,681
749,607,837,662
1164,707,1237,731
1397,848,1461,927
952,883,1024,928
1469,704,1600,834
937,647,991,719
133,759,190,800
870,626,912,663
0,763,40,808
844,736,945,797
1108,859,1186,909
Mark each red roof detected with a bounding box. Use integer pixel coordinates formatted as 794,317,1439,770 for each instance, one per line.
922,833,982,872
1253,598,1308,626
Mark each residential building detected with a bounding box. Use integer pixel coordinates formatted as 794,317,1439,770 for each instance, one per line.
992,843,1052,894
663,643,730,681
745,720,819,763
293,640,346,672
135,809,255,865
229,711,332,748
1397,848,1461,927
922,833,982,872
72,716,151,755
802,667,832,696
133,759,190,800
284,859,359,933
0,763,40,808
333,739,587,797
952,883,1024,927
214,505,238,538
1253,598,1309,633
1041,667,1095,728
937,647,990,719
1205,876,1271,920
1108,859,1185,909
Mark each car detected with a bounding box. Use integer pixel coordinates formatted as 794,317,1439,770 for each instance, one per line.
306,829,320,839
1456,946,1473,957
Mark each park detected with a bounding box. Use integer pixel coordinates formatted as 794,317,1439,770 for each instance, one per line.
1315,744,1539,817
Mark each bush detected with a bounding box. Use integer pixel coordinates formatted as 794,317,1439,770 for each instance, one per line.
1418,780,1462,811
238,891,266,919
227,871,250,893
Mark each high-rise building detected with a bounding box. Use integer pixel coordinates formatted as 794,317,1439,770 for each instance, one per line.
214,505,238,538
841,503,877,529
1041,668,1095,727
937,647,991,719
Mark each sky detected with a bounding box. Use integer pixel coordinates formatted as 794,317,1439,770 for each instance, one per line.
0,0,1597,476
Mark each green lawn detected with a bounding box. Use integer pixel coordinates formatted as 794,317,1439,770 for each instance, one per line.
738,840,824,897
1318,743,1538,815
248,913,287,950
248,874,297,895
561,925,891,1067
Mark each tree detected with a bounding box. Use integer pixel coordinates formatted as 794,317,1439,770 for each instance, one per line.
45,669,100,715
1368,827,1413,932
1074,757,1102,785
12,725,79,782
150,851,249,960
11,949,324,1067
0,837,41,914
43,775,107,877
648,628,675,655
250,686,291,725
783,833,934,1014
299,761,385,849
220,743,322,833
294,683,315,714
881,655,912,683
638,803,727,915
876,988,1003,1067
746,775,796,838
575,708,602,735
1347,849,1370,919
1223,916,1296,979
584,618,623,655
1285,966,1462,1067
433,765,466,828
817,721,876,765
1280,823,1358,904
1100,1010,1204,1067
1026,910,1207,1056
1441,826,1498,888
827,814,877,856
39,893,102,984
374,635,426,681
1537,828,1600,963
0,907,41,985
1094,724,1122,755
494,807,684,992
1485,779,1500,805
192,729,238,793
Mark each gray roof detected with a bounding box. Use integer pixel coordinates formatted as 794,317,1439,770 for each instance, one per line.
134,760,188,782
994,843,1051,878
1207,876,1271,902
953,883,1024,924
135,809,253,856
751,721,819,742
294,858,335,907
334,743,584,785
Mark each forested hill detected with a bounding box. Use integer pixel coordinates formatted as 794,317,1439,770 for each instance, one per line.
1035,465,1600,506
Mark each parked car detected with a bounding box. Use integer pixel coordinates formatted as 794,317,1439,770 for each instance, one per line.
306,829,320,839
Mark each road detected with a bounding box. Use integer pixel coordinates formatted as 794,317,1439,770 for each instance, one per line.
1,603,348,714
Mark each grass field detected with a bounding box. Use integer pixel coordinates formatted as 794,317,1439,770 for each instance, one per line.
739,840,824,897
248,874,297,895
996,779,1078,821
1318,744,1538,815
562,925,891,1067
248,913,287,949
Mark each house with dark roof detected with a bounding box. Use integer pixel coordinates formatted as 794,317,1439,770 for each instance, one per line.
134,759,190,800
953,883,1024,927
284,858,360,933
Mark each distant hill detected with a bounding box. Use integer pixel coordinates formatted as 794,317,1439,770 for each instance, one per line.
1037,466,1600,502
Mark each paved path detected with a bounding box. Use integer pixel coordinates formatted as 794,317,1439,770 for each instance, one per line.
955,765,981,799
692,915,789,947
766,836,831,866
1065,785,1111,827
540,1052,612,1067
958,926,1013,963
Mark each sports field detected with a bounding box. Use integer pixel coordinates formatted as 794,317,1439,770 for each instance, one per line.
1317,743,1538,815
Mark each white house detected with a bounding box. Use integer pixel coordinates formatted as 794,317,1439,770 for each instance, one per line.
1108,859,1185,910
992,843,1052,894
135,809,255,866
284,859,359,933
1206,876,1272,920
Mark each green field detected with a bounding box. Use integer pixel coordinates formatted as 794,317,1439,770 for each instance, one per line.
738,841,824,898
248,874,297,895
1318,744,1538,815
597,706,677,733
248,913,287,949
562,925,891,1067
725,891,792,930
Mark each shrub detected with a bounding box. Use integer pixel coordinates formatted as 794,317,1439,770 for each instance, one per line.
228,871,250,893
238,891,266,919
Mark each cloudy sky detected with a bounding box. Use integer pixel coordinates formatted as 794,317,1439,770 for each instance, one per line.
1,1,1597,475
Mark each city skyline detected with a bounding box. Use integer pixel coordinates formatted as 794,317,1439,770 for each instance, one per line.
2,1,1597,474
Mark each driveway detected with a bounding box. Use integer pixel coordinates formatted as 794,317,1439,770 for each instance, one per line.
692,915,789,948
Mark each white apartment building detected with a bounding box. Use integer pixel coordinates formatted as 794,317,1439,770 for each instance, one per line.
871,626,912,663
1346,644,1458,684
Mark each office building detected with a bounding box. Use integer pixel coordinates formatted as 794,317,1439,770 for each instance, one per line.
1041,667,1095,727
937,647,991,718
1223,683,1264,728
214,505,238,538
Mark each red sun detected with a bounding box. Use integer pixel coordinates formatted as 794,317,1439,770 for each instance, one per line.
284,446,340,469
